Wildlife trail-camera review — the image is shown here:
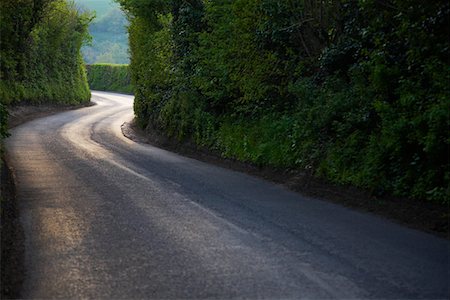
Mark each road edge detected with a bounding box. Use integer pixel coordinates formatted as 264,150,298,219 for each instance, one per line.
121,119,449,239
0,101,95,298
1,155,24,299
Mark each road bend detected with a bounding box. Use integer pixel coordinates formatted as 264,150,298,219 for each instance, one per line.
5,91,449,299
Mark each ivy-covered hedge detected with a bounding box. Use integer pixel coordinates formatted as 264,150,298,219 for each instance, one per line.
0,0,91,106
119,0,449,203
86,64,133,94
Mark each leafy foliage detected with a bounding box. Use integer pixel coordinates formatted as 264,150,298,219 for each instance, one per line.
0,0,92,145
119,0,449,203
0,0,92,105
86,64,133,94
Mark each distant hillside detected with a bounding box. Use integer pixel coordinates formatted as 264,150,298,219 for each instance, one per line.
73,0,112,18
74,0,129,64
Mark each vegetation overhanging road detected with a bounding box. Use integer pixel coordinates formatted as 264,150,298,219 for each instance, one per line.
5,91,449,299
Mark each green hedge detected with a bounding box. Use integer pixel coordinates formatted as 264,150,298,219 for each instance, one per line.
119,0,449,203
86,64,133,94
0,0,91,148
0,0,91,106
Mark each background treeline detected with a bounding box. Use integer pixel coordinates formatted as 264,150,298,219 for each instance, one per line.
74,0,129,64
118,0,449,203
86,64,133,94
0,0,92,141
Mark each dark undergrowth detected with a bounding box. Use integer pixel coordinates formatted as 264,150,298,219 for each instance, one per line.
0,158,24,299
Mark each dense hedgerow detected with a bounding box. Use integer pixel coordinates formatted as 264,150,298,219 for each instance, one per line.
86,64,133,94
118,0,449,203
0,0,91,106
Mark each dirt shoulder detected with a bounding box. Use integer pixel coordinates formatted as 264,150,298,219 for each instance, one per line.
7,101,94,128
122,120,449,239
1,101,94,299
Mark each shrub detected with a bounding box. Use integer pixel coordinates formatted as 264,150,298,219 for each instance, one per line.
0,0,92,106
118,0,449,203
86,64,133,94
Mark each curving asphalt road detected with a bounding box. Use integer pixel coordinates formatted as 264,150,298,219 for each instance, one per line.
5,91,449,299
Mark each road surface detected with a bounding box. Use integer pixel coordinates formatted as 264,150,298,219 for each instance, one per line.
5,91,449,299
